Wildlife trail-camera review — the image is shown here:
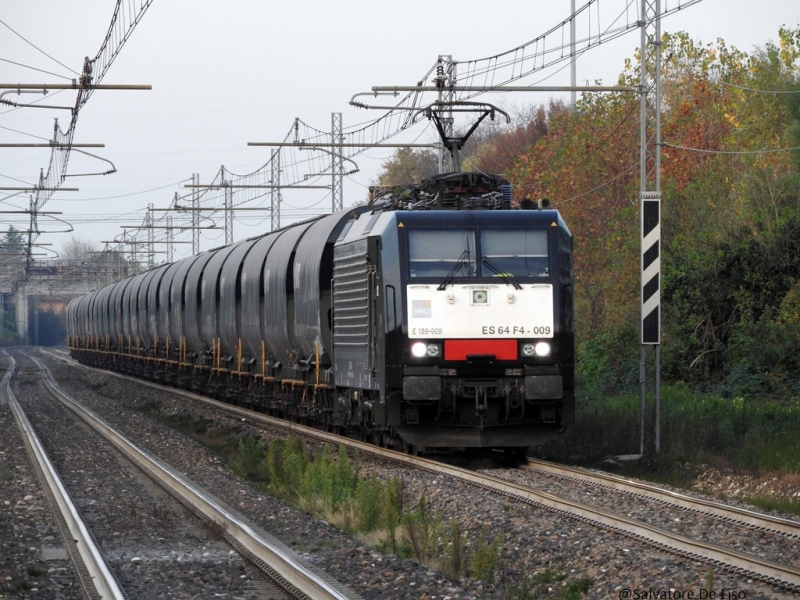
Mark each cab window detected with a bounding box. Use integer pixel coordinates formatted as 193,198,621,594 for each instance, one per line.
480,229,549,277
408,229,476,278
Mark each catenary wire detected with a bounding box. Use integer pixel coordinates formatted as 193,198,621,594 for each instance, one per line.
0,18,79,76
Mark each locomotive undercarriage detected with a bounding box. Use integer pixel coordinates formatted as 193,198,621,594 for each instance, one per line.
393,375,567,449
68,338,569,453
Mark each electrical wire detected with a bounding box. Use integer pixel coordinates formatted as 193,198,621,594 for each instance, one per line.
48,179,192,201
0,18,79,76
0,57,73,80
719,81,800,94
0,124,51,140
0,172,37,187
660,142,800,155
40,0,707,256
555,162,638,206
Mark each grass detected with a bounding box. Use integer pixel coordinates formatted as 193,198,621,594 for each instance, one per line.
532,383,800,513
137,402,596,597
501,567,594,600
144,405,243,460
25,565,45,577
234,433,511,584
142,407,521,590
743,496,800,516
538,384,800,475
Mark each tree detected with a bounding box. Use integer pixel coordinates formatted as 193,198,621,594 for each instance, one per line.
376,148,439,187
93,248,131,284
461,100,570,177
504,28,800,392
59,236,98,262
658,28,800,385
512,88,642,339
1,226,26,261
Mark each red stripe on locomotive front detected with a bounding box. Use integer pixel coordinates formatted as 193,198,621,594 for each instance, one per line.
444,339,517,361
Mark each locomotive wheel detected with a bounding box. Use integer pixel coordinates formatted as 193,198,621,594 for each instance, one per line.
400,438,417,456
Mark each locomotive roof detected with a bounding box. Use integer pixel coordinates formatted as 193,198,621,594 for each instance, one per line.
368,171,518,212
336,205,571,247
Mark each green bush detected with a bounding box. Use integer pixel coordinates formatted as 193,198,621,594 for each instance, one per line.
230,435,268,481
381,476,404,553
539,384,800,477
354,477,384,532
726,299,800,398
241,436,506,584
470,525,504,584
402,492,440,565
576,325,640,394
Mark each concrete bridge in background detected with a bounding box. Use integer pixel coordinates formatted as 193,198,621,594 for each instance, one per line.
0,261,126,344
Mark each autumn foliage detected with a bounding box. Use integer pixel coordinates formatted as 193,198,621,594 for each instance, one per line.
503,28,800,395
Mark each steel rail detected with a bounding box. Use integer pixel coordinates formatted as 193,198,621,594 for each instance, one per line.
522,457,800,539
161,389,800,590
1,352,124,600
29,354,358,600
45,350,800,592
409,460,800,592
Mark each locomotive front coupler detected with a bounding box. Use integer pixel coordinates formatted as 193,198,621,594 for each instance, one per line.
504,384,525,417
475,385,488,413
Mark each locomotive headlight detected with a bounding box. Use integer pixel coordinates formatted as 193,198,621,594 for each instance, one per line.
411,341,441,358
411,342,428,357
522,342,552,357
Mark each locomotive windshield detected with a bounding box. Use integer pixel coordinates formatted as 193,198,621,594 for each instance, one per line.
408,229,476,278
408,228,549,279
480,229,549,277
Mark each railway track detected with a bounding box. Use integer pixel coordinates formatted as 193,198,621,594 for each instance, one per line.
5,350,358,600
2,351,121,599
41,347,800,595
520,457,800,539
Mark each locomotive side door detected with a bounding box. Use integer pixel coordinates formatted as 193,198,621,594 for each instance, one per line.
332,236,382,392
367,236,385,385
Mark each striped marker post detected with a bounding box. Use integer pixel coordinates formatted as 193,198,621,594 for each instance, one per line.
641,191,661,344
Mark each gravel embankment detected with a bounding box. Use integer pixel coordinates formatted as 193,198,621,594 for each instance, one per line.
8,351,281,599
477,464,800,567
1,354,85,599
14,349,799,599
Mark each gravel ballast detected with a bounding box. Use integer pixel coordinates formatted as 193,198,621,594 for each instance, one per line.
7,349,798,599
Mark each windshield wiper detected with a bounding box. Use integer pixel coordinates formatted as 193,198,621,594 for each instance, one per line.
481,257,522,290
437,249,472,290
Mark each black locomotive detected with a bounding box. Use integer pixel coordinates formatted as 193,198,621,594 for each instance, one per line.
67,172,574,452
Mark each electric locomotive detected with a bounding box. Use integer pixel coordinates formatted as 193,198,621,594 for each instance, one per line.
332,172,574,450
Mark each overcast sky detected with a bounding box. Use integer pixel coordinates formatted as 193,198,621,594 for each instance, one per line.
2,0,799,259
